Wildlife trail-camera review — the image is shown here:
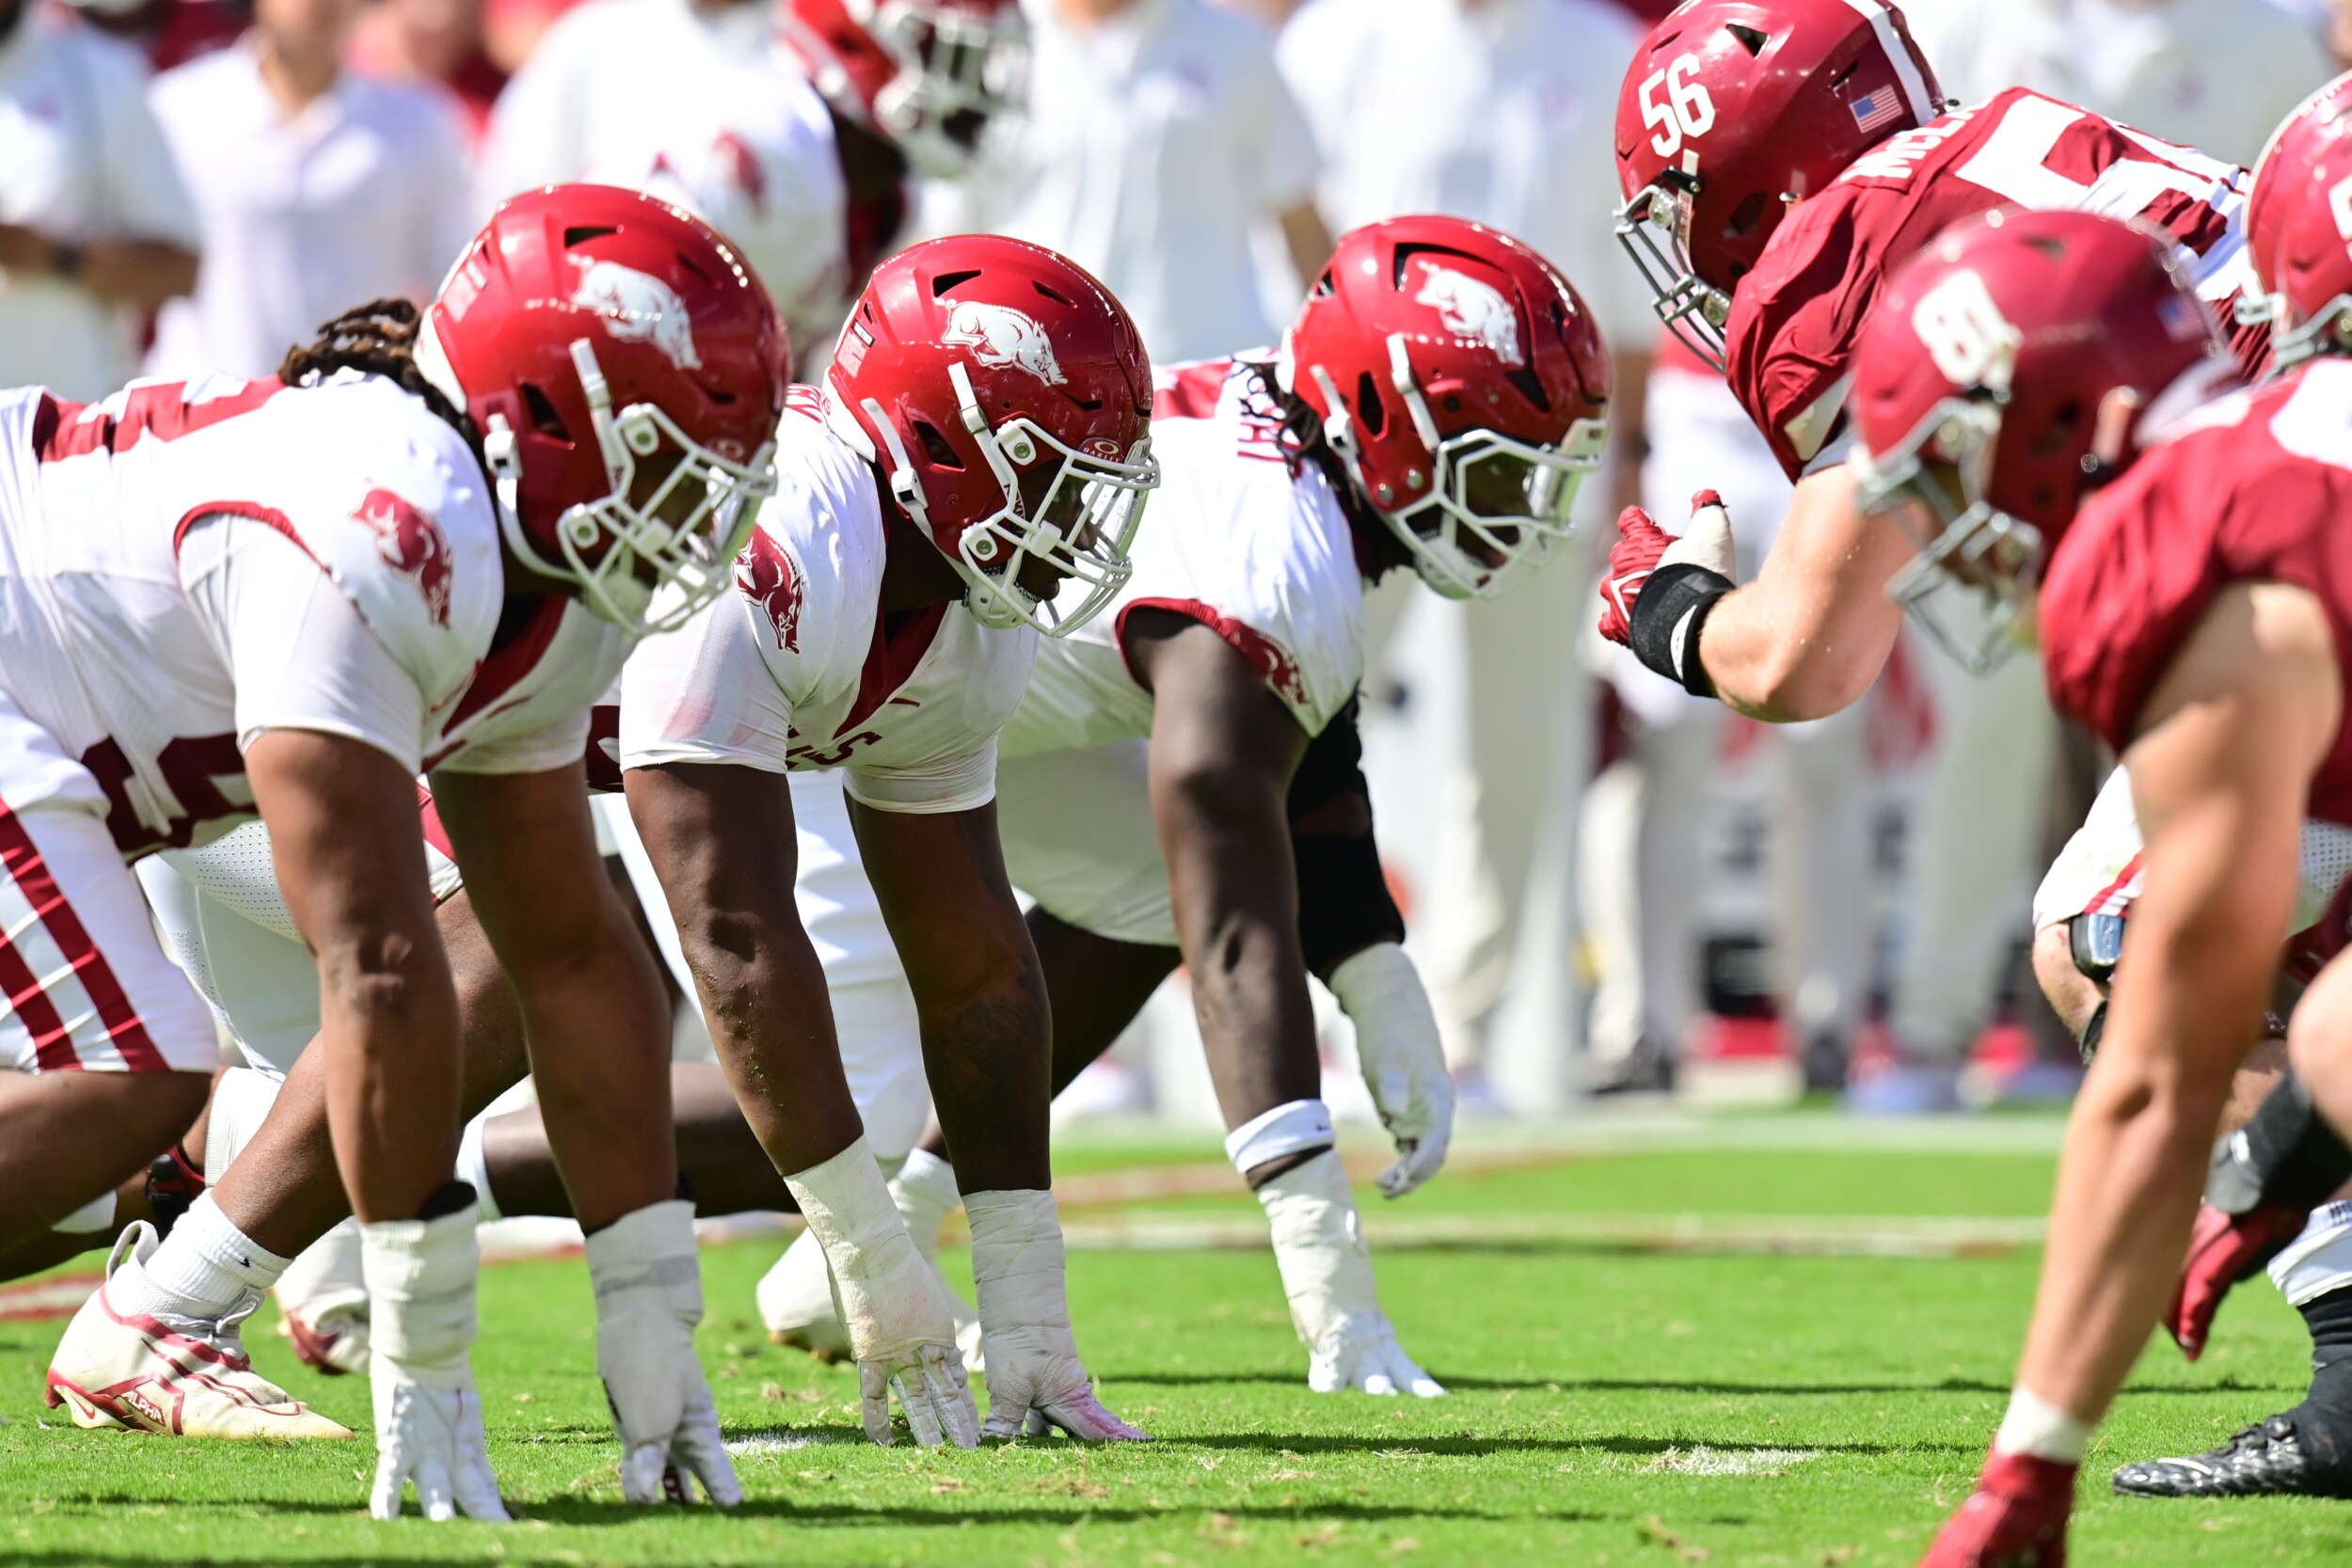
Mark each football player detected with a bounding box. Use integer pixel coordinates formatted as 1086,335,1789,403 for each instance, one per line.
747,214,1607,1395
489,0,1024,360
1833,194,2347,1563
16,183,788,1517
1594,0,2264,713
75,233,1160,1449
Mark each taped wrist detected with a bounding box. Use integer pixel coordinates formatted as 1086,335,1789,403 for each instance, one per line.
1627,562,1732,699
362,1198,482,1389
785,1135,930,1361
2207,1068,2352,1213
1254,1148,1380,1347
1327,942,1425,1022
584,1198,703,1326
966,1189,1073,1338
1224,1099,1334,1180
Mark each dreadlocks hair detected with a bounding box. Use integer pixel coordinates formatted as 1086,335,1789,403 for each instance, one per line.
1241,358,1418,583
278,298,483,465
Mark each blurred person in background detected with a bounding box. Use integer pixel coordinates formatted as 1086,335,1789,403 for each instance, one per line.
1275,0,1649,1090
67,0,244,71
1901,0,2329,168
346,0,506,141
143,0,475,379
0,0,200,400
483,0,1025,364
941,0,1332,364
1582,380,1874,1095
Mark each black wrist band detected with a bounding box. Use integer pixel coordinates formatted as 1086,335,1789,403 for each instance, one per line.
1628,561,1733,700
2077,1000,2106,1064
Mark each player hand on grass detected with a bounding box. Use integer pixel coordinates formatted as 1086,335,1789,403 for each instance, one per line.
587,1200,741,1504
1328,942,1455,1198
361,1194,512,1522
785,1137,981,1449
967,1190,1149,1440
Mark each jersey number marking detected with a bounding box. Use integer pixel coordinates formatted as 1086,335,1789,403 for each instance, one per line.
1951,95,2235,229
82,734,251,854
1913,269,2019,389
1639,55,1716,159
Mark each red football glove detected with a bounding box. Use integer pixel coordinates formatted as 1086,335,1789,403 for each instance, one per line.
1916,1450,2074,1568
2168,1201,2310,1360
1597,489,1730,647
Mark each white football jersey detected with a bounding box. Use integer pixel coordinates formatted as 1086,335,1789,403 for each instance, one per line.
620,387,1035,814
0,373,527,857
1004,355,1365,758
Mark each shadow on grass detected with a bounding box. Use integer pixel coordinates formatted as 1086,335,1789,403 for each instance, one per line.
509,1497,1615,1529
1107,1371,2305,1398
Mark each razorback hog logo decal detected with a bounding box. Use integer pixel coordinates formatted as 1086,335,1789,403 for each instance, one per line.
572,258,703,371
1413,261,1523,366
355,488,454,626
942,301,1067,386
736,529,802,653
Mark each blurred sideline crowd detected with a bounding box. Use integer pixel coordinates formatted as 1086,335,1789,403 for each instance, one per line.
6,0,2348,1122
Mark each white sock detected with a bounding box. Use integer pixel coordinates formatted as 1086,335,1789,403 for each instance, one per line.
455,1115,501,1223
889,1148,961,1253
1993,1386,2090,1465
115,1195,294,1321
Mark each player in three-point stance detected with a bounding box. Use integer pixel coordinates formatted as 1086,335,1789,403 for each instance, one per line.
19,182,789,1516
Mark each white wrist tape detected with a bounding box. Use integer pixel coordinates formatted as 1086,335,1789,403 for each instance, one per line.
1327,942,1424,1020
1224,1098,1335,1179
1253,1149,1380,1348
2268,1202,2352,1307
361,1203,482,1390
1994,1386,2090,1465
966,1189,1071,1335
785,1135,933,1363
584,1198,703,1323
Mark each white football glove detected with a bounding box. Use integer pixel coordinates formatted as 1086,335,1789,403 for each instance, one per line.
966,1190,1149,1441
786,1137,980,1449
1256,1149,1446,1398
1329,943,1455,1198
360,1201,511,1522
586,1200,741,1506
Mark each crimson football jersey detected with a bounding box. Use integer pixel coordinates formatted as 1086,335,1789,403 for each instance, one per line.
2041,359,2352,824
1724,87,2264,483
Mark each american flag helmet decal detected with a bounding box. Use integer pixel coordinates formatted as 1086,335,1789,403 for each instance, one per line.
1850,87,1903,134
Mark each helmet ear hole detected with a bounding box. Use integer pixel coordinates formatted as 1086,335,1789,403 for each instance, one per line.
1354,372,1388,437
521,383,571,440
913,418,964,468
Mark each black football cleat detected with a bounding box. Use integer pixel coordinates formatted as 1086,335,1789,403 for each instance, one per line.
2112,1408,2352,1499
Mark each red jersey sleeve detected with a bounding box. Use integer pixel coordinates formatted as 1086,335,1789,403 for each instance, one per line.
2042,381,2352,752
1722,186,1903,483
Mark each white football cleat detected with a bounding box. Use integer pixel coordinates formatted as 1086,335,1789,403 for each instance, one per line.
278,1287,370,1377
275,1219,369,1376
46,1224,356,1439
1307,1312,1446,1399
756,1227,851,1361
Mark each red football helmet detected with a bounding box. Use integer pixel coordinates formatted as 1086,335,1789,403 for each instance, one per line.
1613,0,1942,368
825,234,1157,635
1279,215,1611,599
2249,71,2352,367
420,183,790,635
1849,209,2231,671
781,0,1026,177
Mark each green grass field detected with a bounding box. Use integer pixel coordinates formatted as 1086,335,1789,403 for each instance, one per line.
6,1117,2350,1567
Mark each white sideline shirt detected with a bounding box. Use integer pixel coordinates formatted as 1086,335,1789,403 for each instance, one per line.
0,8,200,400
943,0,1319,363
475,0,783,210
1276,0,1651,356
144,44,476,380
1899,0,2330,169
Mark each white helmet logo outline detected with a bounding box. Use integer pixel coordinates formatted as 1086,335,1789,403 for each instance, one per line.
1413,261,1524,367
942,300,1067,387
571,258,703,372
